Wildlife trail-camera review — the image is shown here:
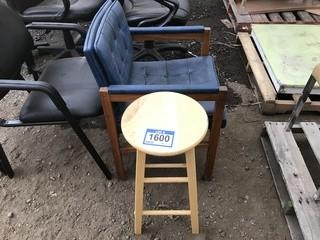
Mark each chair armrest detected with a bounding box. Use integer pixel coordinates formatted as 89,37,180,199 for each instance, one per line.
0,80,70,115
108,84,220,95
26,22,86,37
131,26,211,55
130,26,205,34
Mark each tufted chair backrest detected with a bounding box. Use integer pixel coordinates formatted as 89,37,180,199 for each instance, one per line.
84,0,133,87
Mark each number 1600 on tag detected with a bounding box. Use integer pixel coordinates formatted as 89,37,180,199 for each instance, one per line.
143,129,175,147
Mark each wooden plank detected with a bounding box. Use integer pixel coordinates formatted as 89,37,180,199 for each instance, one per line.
313,64,320,85
223,0,238,31
281,12,297,22
311,13,320,22
305,8,320,15
238,0,320,14
186,148,199,234
134,150,146,234
261,135,304,240
292,94,312,105
296,11,315,22
145,163,186,168
144,177,189,183
274,99,320,114
300,122,320,166
268,13,285,22
143,210,191,215
229,0,252,23
238,32,277,102
251,14,269,23
265,122,320,240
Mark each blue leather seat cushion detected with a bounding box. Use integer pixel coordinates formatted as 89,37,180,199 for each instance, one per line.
19,57,101,123
128,56,219,92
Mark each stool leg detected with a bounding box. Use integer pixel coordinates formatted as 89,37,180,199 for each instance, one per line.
135,150,146,234
186,148,199,234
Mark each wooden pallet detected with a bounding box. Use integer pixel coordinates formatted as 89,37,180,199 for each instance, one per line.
223,0,320,32
261,122,320,240
238,32,320,114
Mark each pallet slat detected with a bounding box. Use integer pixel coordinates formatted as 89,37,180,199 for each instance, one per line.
238,33,276,102
265,122,320,240
261,136,304,240
223,0,320,32
311,13,320,22
268,13,285,22
300,122,320,166
296,11,316,22
251,14,269,22
281,12,297,22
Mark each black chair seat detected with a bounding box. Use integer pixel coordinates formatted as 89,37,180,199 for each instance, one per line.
124,0,189,26
20,57,101,123
22,0,106,22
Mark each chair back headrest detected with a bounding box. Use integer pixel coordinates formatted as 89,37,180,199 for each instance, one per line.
84,0,133,87
0,3,34,79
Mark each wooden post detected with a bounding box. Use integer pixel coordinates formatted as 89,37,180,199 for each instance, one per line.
204,88,227,180
134,150,146,235
200,27,211,56
186,148,199,234
99,88,126,179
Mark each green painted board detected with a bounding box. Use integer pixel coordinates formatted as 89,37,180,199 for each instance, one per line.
252,24,320,94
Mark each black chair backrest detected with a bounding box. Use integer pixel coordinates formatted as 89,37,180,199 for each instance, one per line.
5,0,43,13
0,3,33,79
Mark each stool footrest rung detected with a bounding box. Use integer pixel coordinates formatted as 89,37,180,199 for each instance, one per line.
142,210,191,216
144,177,188,183
145,163,186,168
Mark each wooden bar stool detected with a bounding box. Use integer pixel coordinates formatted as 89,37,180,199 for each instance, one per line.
121,92,208,234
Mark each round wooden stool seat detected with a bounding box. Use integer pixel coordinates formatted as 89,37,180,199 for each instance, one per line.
121,91,208,235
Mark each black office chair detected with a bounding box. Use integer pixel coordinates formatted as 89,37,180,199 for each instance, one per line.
5,0,107,55
0,3,112,180
120,0,192,60
123,0,189,27
5,0,106,23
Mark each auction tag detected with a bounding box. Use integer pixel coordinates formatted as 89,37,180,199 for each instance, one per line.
143,129,175,147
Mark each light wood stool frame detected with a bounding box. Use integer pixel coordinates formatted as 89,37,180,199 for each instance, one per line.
134,148,199,235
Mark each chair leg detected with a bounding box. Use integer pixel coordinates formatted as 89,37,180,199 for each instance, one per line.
186,148,199,234
100,88,127,180
203,91,227,180
67,120,112,180
0,143,14,178
134,150,146,234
